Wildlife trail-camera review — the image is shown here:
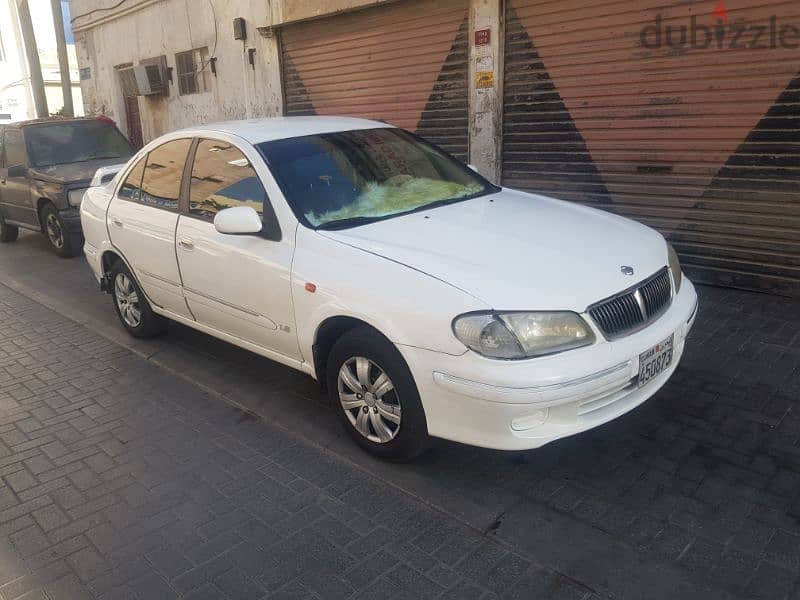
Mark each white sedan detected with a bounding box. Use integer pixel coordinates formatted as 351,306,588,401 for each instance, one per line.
80,117,697,460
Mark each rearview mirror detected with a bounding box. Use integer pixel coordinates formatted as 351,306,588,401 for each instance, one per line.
7,165,26,178
213,206,263,235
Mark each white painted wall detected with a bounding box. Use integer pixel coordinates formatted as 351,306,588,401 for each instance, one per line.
73,0,282,144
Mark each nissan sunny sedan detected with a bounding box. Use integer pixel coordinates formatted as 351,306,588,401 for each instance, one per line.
80,117,697,460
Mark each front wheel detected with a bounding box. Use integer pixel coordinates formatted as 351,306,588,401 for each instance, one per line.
109,261,167,338
327,326,429,461
41,203,82,257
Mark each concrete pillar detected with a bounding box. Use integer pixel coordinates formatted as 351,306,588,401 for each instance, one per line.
50,0,74,116
468,0,502,184
16,0,49,118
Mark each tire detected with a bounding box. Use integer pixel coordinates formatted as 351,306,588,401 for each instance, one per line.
41,203,82,258
0,214,18,243
327,326,429,461
109,260,167,338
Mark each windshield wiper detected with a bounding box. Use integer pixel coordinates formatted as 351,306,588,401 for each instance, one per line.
316,215,383,230
86,154,123,161
34,155,123,167
405,189,491,215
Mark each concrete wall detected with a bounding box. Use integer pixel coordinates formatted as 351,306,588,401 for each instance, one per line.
71,0,505,180
72,0,282,143
468,0,502,182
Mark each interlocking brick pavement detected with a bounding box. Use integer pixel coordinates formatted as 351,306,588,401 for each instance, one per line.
488,285,800,600
0,233,799,599
0,282,592,600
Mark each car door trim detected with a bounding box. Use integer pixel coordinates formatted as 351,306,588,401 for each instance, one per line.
182,285,277,325
139,269,181,288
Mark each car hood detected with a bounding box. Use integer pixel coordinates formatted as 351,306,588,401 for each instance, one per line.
318,189,669,312
29,158,130,186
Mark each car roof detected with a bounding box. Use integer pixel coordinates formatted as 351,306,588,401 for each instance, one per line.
12,116,103,128
173,116,394,144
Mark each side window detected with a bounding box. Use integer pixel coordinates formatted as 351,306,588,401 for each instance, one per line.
139,138,192,210
4,130,26,167
118,155,147,201
189,139,266,221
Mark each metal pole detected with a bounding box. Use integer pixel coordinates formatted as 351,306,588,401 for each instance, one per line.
49,0,73,116
16,0,48,118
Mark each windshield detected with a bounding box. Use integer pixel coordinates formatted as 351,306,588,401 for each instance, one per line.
25,120,134,168
257,128,498,229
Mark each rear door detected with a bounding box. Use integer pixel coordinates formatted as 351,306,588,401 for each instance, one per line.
0,128,34,226
175,137,300,359
107,138,194,319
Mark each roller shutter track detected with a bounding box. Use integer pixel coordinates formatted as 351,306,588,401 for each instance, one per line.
503,0,800,297
281,0,469,161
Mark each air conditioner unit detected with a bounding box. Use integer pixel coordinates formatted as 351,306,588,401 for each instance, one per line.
132,64,166,96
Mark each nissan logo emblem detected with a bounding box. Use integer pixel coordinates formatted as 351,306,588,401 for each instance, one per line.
621,265,635,276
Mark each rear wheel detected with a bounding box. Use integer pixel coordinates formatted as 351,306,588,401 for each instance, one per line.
327,326,429,460
0,215,18,243
110,261,167,338
41,203,82,257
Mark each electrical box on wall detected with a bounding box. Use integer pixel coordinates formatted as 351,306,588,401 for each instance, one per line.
233,17,247,40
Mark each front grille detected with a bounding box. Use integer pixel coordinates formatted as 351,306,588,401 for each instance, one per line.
588,268,672,339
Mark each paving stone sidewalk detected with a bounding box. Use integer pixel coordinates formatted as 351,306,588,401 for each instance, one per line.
0,282,593,600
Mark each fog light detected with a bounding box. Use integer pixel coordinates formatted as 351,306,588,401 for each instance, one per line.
511,409,549,431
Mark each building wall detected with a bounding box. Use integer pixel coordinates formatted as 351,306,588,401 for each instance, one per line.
72,0,283,144
71,0,501,175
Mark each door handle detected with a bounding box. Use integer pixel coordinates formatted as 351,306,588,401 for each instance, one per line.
178,237,194,250
111,218,123,228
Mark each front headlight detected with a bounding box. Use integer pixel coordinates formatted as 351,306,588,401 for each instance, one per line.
667,242,682,292
68,189,87,207
453,311,595,360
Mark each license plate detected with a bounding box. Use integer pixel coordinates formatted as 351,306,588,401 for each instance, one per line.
638,334,674,387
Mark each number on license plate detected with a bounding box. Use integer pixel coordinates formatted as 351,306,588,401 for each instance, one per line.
638,334,674,387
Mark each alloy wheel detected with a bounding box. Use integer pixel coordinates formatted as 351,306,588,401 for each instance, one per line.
45,213,64,249
338,356,401,443
114,273,142,328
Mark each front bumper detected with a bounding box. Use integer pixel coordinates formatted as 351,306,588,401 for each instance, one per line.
399,279,698,451
59,207,83,233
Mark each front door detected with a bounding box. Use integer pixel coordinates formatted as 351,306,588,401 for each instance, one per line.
107,138,194,318
175,137,300,359
123,95,143,150
0,129,34,226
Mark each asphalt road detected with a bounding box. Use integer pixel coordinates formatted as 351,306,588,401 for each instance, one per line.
1,230,799,599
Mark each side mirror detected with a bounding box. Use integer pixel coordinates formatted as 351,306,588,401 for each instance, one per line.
467,163,479,173
7,165,26,178
213,206,263,235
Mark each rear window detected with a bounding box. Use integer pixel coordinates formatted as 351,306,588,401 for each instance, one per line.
25,120,134,168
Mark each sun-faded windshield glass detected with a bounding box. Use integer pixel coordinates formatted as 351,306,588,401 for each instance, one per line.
257,128,497,229
25,120,134,168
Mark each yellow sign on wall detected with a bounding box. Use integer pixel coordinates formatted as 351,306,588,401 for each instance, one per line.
475,71,494,89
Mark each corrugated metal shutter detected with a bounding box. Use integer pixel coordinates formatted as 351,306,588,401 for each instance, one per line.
280,0,469,161
503,0,800,297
